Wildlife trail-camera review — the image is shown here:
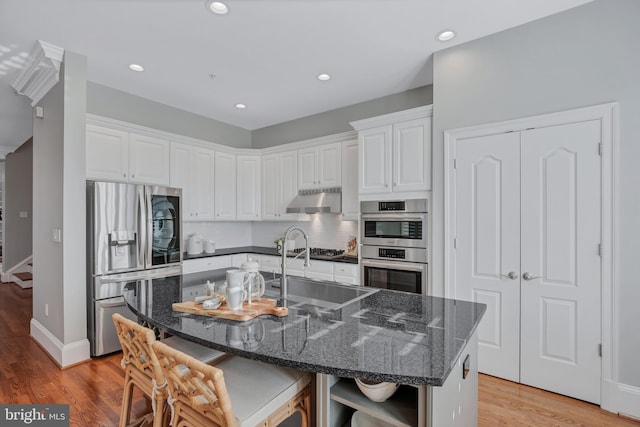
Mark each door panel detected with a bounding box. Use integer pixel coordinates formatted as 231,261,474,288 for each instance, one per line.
520,120,601,404
455,132,521,382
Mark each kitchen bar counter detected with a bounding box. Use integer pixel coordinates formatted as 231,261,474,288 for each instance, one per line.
122,269,484,386
183,246,359,264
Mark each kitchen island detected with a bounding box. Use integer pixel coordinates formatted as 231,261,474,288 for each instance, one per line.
123,269,485,426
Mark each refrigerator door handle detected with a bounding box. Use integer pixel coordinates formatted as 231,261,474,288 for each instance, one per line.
145,186,153,268
137,185,147,269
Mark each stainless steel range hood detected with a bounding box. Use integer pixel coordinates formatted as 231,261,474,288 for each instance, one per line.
286,187,342,214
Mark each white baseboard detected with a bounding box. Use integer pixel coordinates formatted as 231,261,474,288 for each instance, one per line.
30,318,90,367
601,379,640,419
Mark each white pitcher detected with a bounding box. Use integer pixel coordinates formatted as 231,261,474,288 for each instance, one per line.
240,259,265,303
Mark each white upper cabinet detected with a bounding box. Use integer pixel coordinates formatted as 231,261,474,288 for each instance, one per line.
236,155,261,221
86,124,129,182
358,126,392,194
128,133,171,185
393,117,431,193
351,106,432,199
261,150,298,220
341,139,359,220
170,142,215,221
214,152,237,220
86,124,170,186
298,142,341,189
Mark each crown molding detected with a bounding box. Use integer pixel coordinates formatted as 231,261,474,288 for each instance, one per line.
10,40,64,107
349,104,433,131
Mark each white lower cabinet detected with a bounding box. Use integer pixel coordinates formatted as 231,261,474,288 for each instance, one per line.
333,263,359,285
305,260,334,281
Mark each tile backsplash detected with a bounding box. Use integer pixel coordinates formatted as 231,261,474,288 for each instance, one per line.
183,215,358,251
252,215,358,250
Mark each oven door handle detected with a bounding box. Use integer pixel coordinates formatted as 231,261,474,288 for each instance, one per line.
361,259,426,272
361,214,426,221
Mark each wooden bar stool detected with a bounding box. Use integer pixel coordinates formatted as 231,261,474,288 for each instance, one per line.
112,313,227,427
153,339,312,427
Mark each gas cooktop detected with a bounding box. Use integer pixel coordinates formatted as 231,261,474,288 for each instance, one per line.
288,247,346,260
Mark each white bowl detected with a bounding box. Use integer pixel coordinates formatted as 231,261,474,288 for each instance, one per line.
354,378,400,403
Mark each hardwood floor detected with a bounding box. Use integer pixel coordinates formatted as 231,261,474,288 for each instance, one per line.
1,281,638,426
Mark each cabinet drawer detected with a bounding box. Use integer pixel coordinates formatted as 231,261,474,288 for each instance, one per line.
305,271,334,281
183,256,232,274
333,263,357,277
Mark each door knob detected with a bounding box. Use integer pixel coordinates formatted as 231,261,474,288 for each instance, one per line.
502,272,518,280
523,272,540,281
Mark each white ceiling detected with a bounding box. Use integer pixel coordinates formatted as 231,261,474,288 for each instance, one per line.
1,0,592,146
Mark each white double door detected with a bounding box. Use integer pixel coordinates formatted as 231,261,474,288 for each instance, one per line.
454,120,602,404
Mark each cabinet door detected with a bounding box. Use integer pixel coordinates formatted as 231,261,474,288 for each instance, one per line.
393,117,431,192
298,147,318,190
237,155,261,221
214,152,237,220
318,142,342,187
86,124,129,182
128,133,170,185
261,154,280,220
170,142,194,219
191,147,215,220
279,151,299,220
359,126,392,194
341,140,358,219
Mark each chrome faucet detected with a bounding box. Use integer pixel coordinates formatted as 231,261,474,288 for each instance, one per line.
280,226,311,305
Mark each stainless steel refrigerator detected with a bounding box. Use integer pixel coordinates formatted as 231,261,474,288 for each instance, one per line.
86,180,183,356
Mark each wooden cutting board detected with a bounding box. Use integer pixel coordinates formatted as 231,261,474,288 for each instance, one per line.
172,298,288,321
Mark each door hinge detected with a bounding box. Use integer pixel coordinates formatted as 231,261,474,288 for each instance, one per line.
453,159,457,169
453,238,457,249
598,243,602,257
598,143,602,156
598,344,602,357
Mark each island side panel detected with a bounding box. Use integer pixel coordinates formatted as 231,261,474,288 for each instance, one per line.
427,329,479,426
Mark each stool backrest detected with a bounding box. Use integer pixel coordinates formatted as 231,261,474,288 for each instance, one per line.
112,313,165,387
153,340,236,427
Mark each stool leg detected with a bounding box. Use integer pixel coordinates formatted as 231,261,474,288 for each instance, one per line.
119,375,135,427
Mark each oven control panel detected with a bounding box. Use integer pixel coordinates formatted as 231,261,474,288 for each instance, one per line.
379,248,406,259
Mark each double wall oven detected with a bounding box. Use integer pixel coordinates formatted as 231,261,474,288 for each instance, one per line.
360,199,428,294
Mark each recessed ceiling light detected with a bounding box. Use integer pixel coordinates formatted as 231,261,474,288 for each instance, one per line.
436,30,456,42
317,73,331,81
235,103,246,109
128,64,144,72
206,0,228,15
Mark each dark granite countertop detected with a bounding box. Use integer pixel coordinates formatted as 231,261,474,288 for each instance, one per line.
184,246,358,264
123,269,484,386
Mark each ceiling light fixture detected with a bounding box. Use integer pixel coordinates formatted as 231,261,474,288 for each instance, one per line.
206,0,229,15
128,64,144,72
235,103,246,109
436,30,456,42
317,73,331,81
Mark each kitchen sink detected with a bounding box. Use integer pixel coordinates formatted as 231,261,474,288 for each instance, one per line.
264,276,376,310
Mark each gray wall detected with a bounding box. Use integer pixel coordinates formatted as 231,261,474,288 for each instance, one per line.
252,85,433,148
33,51,88,358
4,138,33,268
432,0,640,388
87,82,252,148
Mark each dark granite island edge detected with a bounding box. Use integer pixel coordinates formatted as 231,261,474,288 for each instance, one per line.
122,269,485,387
